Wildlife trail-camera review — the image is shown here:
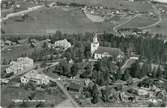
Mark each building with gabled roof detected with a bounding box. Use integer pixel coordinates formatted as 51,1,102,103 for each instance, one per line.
20,70,49,85
91,33,124,60
53,39,71,51
6,57,34,74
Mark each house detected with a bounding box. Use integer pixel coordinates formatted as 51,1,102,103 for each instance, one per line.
20,70,49,85
67,82,83,92
136,88,149,96
17,38,28,44
6,57,34,74
5,40,12,46
0,78,9,84
91,33,124,60
53,39,71,51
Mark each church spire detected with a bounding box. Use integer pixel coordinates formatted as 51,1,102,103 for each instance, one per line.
93,33,98,43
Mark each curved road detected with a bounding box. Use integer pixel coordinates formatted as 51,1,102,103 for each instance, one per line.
113,14,141,33
139,1,162,29
113,1,162,33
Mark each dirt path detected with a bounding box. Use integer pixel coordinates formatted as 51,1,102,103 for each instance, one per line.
113,14,141,33
112,1,162,33
1,5,44,22
138,1,162,29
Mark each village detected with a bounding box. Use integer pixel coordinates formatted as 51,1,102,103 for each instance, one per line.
1,32,167,107
1,0,167,107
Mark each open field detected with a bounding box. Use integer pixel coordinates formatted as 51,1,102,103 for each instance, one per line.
150,15,167,35
1,0,154,34
55,0,153,12
2,7,115,34
118,14,159,29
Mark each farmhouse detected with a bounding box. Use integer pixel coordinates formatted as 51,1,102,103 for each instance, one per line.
6,57,34,74
20,70,49,85
91,33,124,60
53,39,71,51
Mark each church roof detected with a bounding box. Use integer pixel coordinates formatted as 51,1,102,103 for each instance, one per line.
95,46,124,57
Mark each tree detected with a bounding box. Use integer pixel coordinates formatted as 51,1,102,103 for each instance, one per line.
2,59,7,65
84,45,91,59
8,102,16,108
42,42,48,49
36,102,46,107
91,84,99,104
64,51,72,62
80,63,92,78
156,65,163,79
19,101,30,107
70,63,79,77
101,88,110,102
122,68,131,81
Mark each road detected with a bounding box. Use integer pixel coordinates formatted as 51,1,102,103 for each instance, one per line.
138,1,162,29
41,62,79,107
47,76,79,108
112,1,162,33
121,57,138,73
6,65,36,80
113,14,141,33
1,5,44,22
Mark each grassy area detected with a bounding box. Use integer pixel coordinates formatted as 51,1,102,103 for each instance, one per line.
2,7,115,34
55,0,153,12
119,14,159,29
1,0,154,34
150,15,167,36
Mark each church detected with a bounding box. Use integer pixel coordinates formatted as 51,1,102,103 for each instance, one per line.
91,33,124,60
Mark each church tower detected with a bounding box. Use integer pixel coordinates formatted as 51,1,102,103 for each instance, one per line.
91,33,99,55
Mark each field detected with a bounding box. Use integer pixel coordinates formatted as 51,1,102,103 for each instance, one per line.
150,15,167,36
2,7,115,34
119,14,159,29
1,0,155,34
55,0,153,12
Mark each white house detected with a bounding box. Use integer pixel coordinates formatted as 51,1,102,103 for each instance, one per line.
91,33,124,60
53,39,71,51
20,70,49,85
6,57,34,74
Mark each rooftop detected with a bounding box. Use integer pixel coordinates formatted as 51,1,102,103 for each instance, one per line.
95,46,124,57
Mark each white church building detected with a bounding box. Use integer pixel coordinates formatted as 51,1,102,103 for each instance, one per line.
91,33,124,60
